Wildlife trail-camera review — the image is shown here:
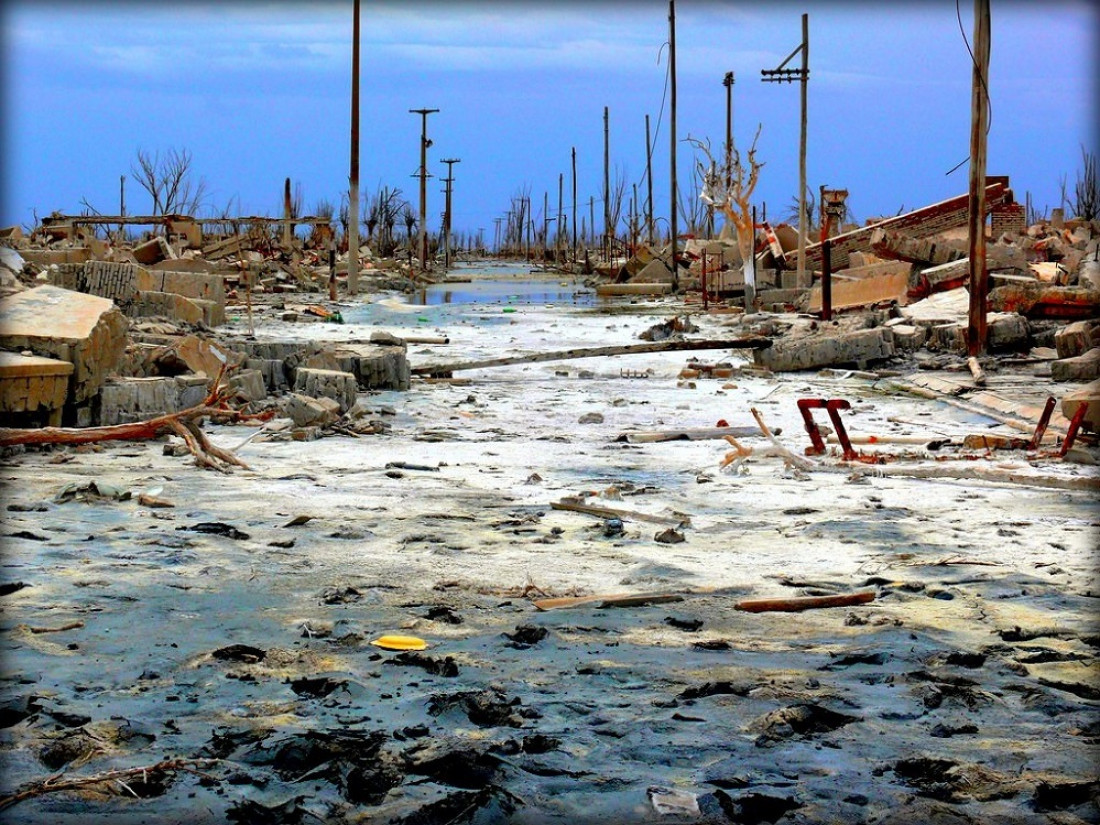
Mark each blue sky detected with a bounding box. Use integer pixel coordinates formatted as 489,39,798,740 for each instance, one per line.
2,1,1096,243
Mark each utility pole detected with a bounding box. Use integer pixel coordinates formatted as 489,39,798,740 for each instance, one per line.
761,13,809,287
603,105,611,264
348,0,361,294
440,157,460,270
557,172,564,264
967,0,991,356
283,177,293,247
668,0,679,290
494,216,503,255
723,72,735,191
543,190,550,262
409,107,439,271
571,147,578,265
589,196,595,250
645,114,654,246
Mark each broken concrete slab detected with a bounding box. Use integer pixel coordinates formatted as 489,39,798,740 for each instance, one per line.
293,367,358,412
0,351,73,426
131,235,176,266
1061,378,1100,431
129,291,207,326
989,282,1100,319
806,269,909,314
282,392,342,427
226,368,267,403
754,327,895,372
0,285,127,408
870,227,966,266
1054,320,1100,359
1051,347,1100,383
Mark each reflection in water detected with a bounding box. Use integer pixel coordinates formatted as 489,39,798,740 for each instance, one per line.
414,279,596,307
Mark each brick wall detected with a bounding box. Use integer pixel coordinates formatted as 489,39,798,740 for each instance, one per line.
991,202,1025,238
785,182,1010,272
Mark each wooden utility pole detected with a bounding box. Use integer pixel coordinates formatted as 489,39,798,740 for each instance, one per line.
409,107,439,271
723,72,734,191
348,0,361,294
761,13,809,287
603,106,611,264
543,190,550,262
571,147,578,265
668,0,679,290
283,177,293,247
799,13,809,287
966,0,991,356
441,157,460,270
645,114,654,246
494,216,503,255
558,172,564,263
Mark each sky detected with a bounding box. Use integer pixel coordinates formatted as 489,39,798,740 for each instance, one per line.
1,0,1096,246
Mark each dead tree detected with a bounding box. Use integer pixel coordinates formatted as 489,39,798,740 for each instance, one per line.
130,148,208,223
689,125,765,267
0,372,258,473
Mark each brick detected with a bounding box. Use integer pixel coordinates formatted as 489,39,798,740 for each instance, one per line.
870,228,966,266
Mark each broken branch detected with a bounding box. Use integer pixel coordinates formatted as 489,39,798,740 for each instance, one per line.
734,591,876,613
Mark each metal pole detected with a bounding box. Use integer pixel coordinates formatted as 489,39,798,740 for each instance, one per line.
410,108,439,271
967,0,991,356
348,0,360,294
645,114,654,246
668,0,679,290
797,13,809,288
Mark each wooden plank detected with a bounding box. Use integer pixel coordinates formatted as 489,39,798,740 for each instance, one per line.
615,426,765,443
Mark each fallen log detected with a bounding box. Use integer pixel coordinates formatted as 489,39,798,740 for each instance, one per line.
412,337,772,377
533,592,684,611
616,425,768,443
735,591,875,613
550,499,690,526
0,375,250,472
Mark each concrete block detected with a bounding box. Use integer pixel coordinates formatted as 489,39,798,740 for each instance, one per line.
926,323,967,353
754,327,896,372
0,351,73,426
889,324,926,350
0,285,127,406
245,358,290,392
282,392,341,427
97,375,209,425
131,236,175,265
987,312,1030,352
1060,378,1100,431
1051,347,1100,382
20,248,92,267
293,367,357,412
1054,319,1100,359
227,368,267,403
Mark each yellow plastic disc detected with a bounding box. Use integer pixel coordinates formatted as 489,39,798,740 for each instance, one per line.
370,635,428,651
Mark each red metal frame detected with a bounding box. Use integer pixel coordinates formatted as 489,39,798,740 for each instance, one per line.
797,398,857,460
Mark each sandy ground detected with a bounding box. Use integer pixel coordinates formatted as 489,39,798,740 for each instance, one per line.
1,266,1098,824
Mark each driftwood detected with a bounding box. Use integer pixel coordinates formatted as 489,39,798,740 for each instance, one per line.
0,374,252,473
0,758,220,812
617,425,769,443
533,592,684,611
412,337,772,377
750,407,817,471
550,499,690,526
967,356,986,386
734,591,876,613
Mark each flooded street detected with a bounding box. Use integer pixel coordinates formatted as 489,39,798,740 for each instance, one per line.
2,276,1097,824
